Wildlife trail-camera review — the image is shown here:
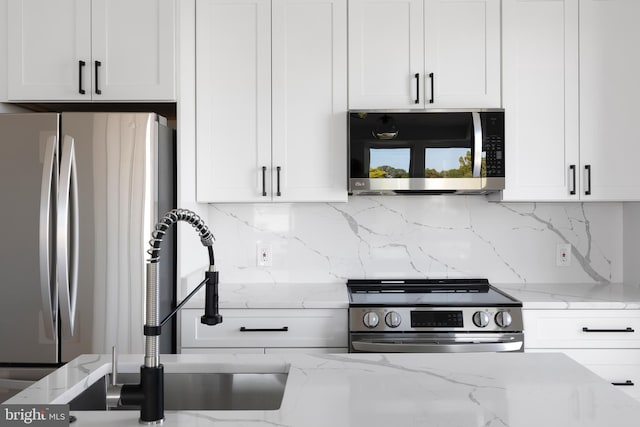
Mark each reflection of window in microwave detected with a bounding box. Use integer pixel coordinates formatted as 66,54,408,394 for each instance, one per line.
369,148,410,178
424,148,473,178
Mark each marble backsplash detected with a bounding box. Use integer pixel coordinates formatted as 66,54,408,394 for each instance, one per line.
205,197,623,284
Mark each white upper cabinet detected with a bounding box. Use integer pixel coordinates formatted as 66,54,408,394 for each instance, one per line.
196,0,271,203
7,0,176,101
196,0,347,203
348,0,501,110
579,0,640,200
348,0,424,109
423,0,501,108
501,0,640,201
271,0,347,202
501,0,579,201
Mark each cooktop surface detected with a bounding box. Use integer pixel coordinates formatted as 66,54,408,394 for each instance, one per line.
347,279,521,307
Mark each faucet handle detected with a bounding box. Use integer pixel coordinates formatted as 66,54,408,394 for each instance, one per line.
106,346,123,409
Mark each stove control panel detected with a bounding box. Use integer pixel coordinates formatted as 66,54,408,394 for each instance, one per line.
350,307,523,333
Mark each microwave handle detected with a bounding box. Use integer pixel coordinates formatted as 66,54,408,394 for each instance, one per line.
472,112,483,178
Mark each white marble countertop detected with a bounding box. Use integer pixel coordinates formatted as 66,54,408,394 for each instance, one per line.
179,268,349,309
6,352,640,426
498,282,640,309
181,267,640,310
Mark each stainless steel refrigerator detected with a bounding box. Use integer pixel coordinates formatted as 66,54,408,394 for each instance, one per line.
0,112,176,402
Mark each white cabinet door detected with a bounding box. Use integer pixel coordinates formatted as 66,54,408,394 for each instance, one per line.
271,0,347,202
196,0,347,203
91,0,175,101
180,308,348,349
348,0,424,109
348,0,500,110
7,0,175,102
195,0,272,203
424,0,501,108
8,0,92,101
500,0,580,201
579,0,640,201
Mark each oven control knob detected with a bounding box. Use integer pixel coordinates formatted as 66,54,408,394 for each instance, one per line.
385,311,402,328
472,311,490,328
495,311,512,328
363,311,380,329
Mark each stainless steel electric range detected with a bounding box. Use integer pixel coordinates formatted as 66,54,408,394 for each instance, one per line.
347,278,524,353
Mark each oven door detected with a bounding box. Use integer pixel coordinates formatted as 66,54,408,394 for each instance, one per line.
349,332,524,353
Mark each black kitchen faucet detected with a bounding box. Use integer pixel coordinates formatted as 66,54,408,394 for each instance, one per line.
117,209,222,425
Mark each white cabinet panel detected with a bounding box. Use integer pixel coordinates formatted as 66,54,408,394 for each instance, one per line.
195,0,271,203
348,0,500,109
579,0,640,200
524,310,640,349
8,0,91,100
501,0,579,201
423,0,500,108
7,0,175,101
348,0,424,109
181,308,348,349
271,0,347,202
181,348,266,354
91,0,175,100
196,0,347,203
500,0,640,201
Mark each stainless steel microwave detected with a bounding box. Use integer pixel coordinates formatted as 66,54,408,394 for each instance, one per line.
348,110,505,195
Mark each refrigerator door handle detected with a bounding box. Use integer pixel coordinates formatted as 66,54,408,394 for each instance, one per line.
39,135,58,340
58,135,79,336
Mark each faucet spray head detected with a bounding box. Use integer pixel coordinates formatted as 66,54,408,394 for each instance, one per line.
201,266,223,326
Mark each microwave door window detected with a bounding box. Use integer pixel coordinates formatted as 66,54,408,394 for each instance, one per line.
369,148,410,178
424,148,474,178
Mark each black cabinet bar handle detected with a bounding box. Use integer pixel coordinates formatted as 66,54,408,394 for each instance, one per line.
612,380,635,386
582,327,634,333
569,164,576,195
584,164,591,195
239,327,289,332
78,61,86,94
94,60,102,95
261,166,267,197
428,72,435,104
414,73,420,104
276,166,282,197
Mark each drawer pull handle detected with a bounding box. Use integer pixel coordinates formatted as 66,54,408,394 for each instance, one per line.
239,326,289,332
612,380,635,386
582,327,635,333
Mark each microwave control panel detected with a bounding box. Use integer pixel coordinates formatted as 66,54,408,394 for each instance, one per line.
481,112,505,178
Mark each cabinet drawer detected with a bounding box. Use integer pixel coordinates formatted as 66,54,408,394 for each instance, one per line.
180,347,348,355
527,349,640,401
524,310,640,348
181,308,348,348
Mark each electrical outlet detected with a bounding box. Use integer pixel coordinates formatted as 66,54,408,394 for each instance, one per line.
257,243,272,267
556,243,571,267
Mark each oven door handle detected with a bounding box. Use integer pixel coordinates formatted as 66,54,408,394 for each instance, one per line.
351,340,523,353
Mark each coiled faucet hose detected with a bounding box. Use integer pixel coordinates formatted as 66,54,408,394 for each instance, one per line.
147,209,215,263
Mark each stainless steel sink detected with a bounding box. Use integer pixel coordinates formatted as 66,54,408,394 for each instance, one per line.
69,371,288,411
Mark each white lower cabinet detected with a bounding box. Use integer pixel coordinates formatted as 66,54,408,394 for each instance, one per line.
524,309,640,402
180,308,348,353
